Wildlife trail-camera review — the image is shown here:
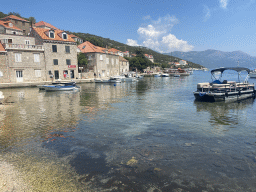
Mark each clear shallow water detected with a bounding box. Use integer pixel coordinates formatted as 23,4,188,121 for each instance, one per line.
0,71,256,191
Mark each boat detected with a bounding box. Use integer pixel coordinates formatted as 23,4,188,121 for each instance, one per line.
249,70,256,78
109,77,121,83
168,68,190,76
94,78,111,83
161,73,170,77
39,82,80,91
193,67,256,102
154,73,161,77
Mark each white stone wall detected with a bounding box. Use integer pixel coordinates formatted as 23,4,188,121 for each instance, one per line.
43,42,78,81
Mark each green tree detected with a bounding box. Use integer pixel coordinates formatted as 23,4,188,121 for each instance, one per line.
77,53,88,72
28,17,36,24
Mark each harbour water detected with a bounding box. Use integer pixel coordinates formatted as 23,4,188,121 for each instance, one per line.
0,70,256,191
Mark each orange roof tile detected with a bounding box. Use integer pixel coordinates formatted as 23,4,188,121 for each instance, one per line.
35,21,58,30
108,48,121,53
69,34,79,38
0,20,22,31
78,41,106,53
33,27,75,42
0,43,6,52
119,56,128,62
1,15,29,22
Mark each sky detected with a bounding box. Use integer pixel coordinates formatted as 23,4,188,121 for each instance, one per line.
2,0,256,56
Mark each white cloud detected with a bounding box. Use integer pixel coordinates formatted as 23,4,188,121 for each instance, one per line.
126,39,139,46
126,14,194,53
161,34,194,52
138,25,164,38
219,0,228,9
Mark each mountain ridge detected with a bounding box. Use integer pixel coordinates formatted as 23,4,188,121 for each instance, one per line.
165,49,256,69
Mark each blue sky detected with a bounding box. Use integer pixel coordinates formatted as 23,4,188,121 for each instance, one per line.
2,0,256,56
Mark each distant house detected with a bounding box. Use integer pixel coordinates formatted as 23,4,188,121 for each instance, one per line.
123,51,129,57
31,26,78,81
69,34,83,44
174,62,180,66
34,21,59,30
0,20,23,35
144,54,154,63
78,41,120,78
1,15,31,36
179,60,187,65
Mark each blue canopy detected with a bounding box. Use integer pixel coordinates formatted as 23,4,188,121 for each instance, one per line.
211,67,250,74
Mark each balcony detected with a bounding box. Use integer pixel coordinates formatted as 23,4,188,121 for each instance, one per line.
2,43,44,51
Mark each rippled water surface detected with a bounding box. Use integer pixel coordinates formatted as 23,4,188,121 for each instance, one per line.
0,71,256,191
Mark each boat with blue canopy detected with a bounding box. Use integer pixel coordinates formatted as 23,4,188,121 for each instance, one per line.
193,67,256,102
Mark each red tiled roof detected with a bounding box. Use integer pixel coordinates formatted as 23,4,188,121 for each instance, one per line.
78,41,106,53
119,56,128,62
0,43,6,52
33,27,75,42
0,20,22,31
69,34,79,38
35,21,58,30
108,48,121,53
1,15,29,22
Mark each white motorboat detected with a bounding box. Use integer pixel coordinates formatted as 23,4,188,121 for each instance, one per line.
39,82,80,91
94,78,111,83
161,73,170,77
194,67,256,102
109,77,121,83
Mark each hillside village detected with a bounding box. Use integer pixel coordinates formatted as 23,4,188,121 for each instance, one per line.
0,15,194,84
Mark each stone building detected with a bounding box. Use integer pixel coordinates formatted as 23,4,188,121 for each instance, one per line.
0,33,45,83
119,56,129,74
1,15,31,36
31,26,78,81
0,20,23,35
78,41,120,78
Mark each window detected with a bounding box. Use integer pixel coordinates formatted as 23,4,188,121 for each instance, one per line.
15,20,18,24
49,31,55,38
23,30,26,34
48,71,52,75
54,70,59,79
106,58,109,64
8,39,12,43
34,54,40,62
65,46,70,53
112,58,114,65
35,70,41,77
16,71,23,78
53,59,58,65
25,40,30,45
15,53,22,62
22,21,25,26
66,59,71,65
52,45,57,52
88,55,92,60
100,55,103,60
13,31,16,35
62,33,67,39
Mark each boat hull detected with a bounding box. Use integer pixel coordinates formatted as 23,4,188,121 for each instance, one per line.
194,90,256,102
42,85,79,91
